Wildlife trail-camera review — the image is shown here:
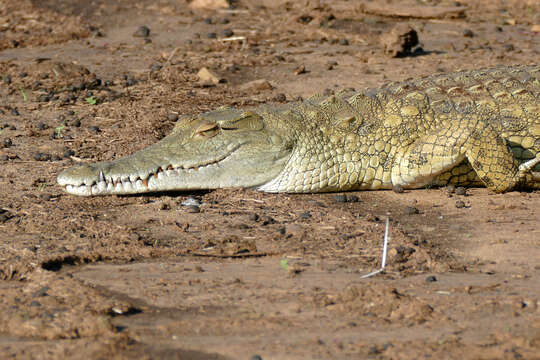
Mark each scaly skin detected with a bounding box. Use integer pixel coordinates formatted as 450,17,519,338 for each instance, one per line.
58,65,540,196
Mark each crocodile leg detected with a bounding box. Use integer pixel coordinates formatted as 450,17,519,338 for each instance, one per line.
392,118,539,192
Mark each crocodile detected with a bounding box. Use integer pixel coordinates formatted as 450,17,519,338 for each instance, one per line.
58,65,540,196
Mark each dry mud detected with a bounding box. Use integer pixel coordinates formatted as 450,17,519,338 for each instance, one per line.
0,0,539,359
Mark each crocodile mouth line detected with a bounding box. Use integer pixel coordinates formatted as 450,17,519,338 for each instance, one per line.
64,146,240,195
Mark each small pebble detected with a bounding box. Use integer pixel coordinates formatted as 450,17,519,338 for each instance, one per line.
251,355,263,360
133,25,151,38
3,75,11,84
63,148,75,158
261,215,275,225
334,194,347,203
392,184,404,193
203,17,213,24
207,32,217,39
0,209,13,223
463,29,474,37
338,38,349,46
36,122,48,130
219,18,230,24
299,211,312,219
347,195,360,203
221,29,234,37
2,138,12,148
278,227,286,235
11,108,20,116
273,93,286,102
425,275,437,283
248,213,259,221
33,152,51,161
19,72,28,78
39,193,52,201
181,197,202,206
446,184,456,194
455,200,466,208
160,202,171,210
88,125,100,133
455,187,467,196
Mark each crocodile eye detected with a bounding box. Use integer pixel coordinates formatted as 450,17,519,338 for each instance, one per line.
220,112,264,131
195,121,219,138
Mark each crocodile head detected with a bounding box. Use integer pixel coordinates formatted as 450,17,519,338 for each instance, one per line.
57,107,294,196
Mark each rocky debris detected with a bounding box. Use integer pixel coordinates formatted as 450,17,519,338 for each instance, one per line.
197,67,223,86
239,79,273,92
381,24,419,57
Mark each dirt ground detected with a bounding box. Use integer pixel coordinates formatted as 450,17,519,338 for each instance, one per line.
0,0,539,359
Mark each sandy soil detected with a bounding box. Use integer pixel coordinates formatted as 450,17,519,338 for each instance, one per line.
0,0,539,359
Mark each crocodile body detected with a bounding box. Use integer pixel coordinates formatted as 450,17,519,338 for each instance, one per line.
58,65,540,196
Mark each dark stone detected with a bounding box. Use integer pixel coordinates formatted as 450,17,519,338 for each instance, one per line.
133,25,150,38
463,29,474,37
221,29,234,37
455,187,467,196
334,194,347,203
88,126,100,133
273,93,286,102
167,113,179,121
63,148,75,158
33,152,51,161
207,32,217,39
248,213,259,221
425,275,437,282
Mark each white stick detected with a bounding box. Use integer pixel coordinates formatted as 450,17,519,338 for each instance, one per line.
360,217,390,278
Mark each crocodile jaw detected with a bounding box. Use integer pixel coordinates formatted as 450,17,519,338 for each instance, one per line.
57,111,292,196
58,149,288,196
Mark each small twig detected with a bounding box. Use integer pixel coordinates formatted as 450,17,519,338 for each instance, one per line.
166,47,181,64
361,217,390,279
219,36,246,42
